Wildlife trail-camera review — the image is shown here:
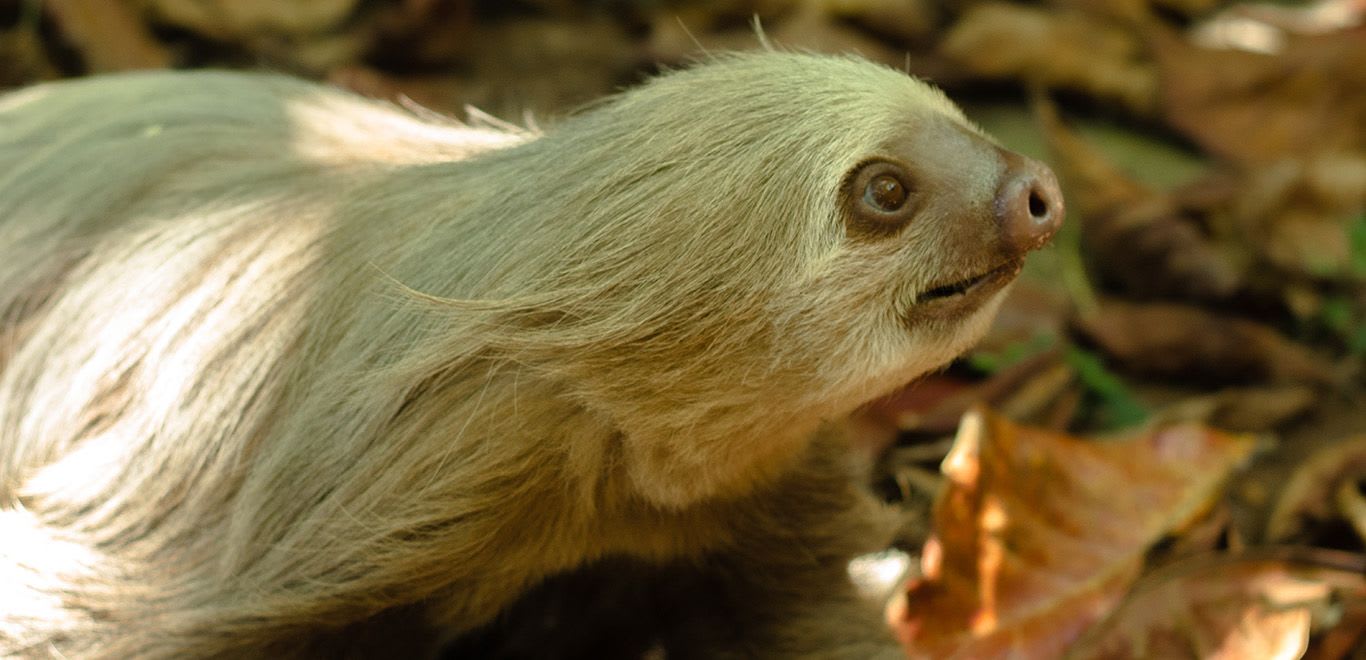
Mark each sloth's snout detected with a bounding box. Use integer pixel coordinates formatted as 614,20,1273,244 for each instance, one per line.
994,153,1064,255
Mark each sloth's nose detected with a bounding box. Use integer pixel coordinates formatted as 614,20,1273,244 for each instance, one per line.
995,153,1064,255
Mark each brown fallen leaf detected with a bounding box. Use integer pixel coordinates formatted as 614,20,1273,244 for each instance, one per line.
941,4,1157,114
0,25,59,87
1335,478,1366,547
1305,593,1366,660
461,17,644,116
824,0,941,46
976,278,1071,357
1155,385,1318,432
1232,154,1366,283
1068,550,1366,659
1266,435,1366,543
365,0,475,69
648,0,901,68
1034,94,1247,302
44,0,171,72
1050,0,1223,23
1149,0,1223,19
892,349,1066,435
888,407,1254,658
139,0,364,73
1152,26,1366,166
1030,91,1148,224
852,372,980,454
1153,503,1241,561
1038,84,1364,304
1195,0,1365,41
140,0,359,41
1075,299,1343,387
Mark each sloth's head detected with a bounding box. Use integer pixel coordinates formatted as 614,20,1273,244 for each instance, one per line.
436,52,1062,504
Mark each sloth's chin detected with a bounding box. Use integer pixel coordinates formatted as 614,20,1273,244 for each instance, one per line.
904,258,1023,324
859,261,1024,423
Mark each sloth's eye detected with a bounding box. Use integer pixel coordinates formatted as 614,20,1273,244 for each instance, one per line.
864,174,907,212
845,161,917,237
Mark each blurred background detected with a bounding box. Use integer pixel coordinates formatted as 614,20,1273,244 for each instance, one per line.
1,0,1362,656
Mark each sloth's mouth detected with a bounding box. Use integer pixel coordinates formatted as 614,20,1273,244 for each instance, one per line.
917,271,994,302
914,259,1021,306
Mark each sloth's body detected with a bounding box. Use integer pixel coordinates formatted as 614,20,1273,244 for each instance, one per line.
0,53,1061,658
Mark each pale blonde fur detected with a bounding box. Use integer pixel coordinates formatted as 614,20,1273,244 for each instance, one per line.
0,53,1012,657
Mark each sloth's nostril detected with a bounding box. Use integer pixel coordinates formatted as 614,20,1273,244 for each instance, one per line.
1028,190,1048,219
995,154,1063,255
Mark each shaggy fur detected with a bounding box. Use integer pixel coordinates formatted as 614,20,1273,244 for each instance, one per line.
0,53,1022,658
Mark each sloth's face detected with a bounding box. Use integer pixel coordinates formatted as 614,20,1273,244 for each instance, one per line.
839,113,1063,330
780,108,1063,417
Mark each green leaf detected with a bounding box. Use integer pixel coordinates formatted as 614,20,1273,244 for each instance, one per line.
1351,214,1366,278
1065,347,1149,430
1317,294,1366,357
967,333,1057,374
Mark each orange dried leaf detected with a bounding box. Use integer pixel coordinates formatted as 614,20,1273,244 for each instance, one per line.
889,407,1254,659
1069,551,1366,660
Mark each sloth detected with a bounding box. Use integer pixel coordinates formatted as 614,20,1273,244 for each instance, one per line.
0,52,1061,658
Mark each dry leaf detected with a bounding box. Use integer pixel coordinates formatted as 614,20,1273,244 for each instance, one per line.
1335,478,1366,546
823,0,941,45
459,18,641,116
648,0,900,68
888,407,1254,658
1029,91,1148,232
851,373,978,454
1232,154,1366,282
365,0,475,69
977,279,1071,357
1050,0,1224,23
1305,594,1366,660
892,350,1065,435
1034,94,1248,301
1069,551,1366,659
1266,435,1366,542
1156,385,1317,432
0,26,58,87
141,0,359,40
44,0,170,72
1153,26,1366,165
1219,0,1365,38
941,4,1156,114
1075,299,1342,387
1153,504,1239,561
